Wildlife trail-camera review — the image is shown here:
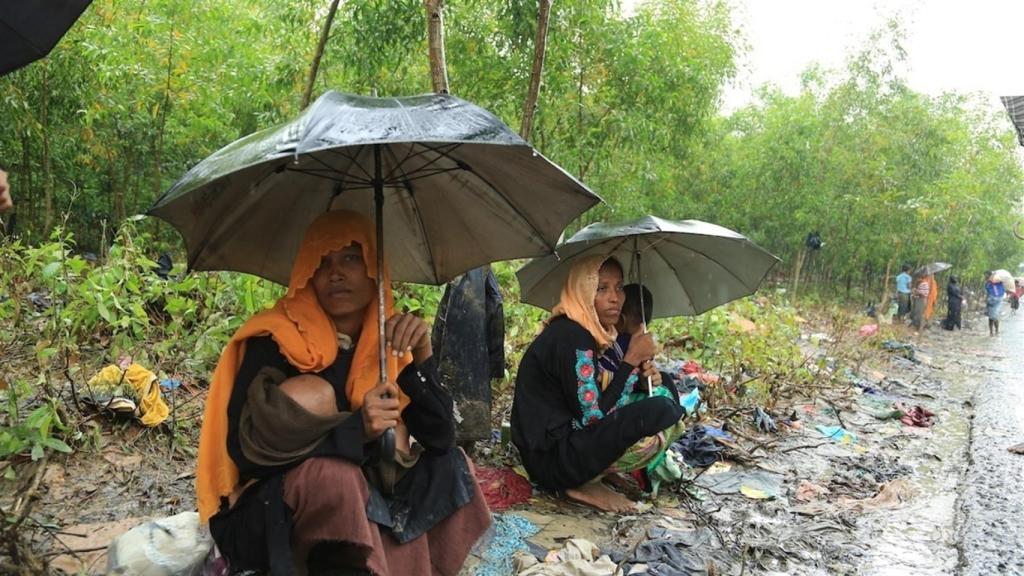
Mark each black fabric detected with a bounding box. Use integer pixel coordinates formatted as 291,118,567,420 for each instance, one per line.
671,426,723,468
0,0,93,76
944,282,962,330
431,267,505,443
511,316,682,490
213,335,460,575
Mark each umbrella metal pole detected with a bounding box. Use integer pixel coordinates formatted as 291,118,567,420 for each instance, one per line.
634,241,653,398
374,143,396,461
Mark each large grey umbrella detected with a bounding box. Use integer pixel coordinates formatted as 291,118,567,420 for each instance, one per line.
517,215,780,318
150,91,601,456
149,91,599,286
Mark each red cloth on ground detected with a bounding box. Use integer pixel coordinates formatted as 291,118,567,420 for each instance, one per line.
474,466,532,511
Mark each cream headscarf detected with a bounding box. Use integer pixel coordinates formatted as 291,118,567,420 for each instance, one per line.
548,255,620,351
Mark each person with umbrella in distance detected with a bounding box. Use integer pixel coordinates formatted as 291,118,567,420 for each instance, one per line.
511,256,685,512
197,211,490,575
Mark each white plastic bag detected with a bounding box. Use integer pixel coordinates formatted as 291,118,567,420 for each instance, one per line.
106,511,211,576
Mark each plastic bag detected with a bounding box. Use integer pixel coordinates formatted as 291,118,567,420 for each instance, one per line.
107,512,211,576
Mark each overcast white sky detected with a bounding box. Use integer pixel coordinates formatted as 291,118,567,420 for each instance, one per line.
628,0,1024,114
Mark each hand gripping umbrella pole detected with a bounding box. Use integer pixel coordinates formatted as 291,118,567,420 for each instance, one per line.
374,144,397,461
631,239,654,398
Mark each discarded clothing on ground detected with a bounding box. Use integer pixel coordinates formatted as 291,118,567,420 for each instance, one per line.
700,425,734,442
613,527,721,576
895,402,935,427
671,426,724,468
475,466,533,512
513,538,619,576
753,407,776,433
880,340,917,362
87,363,169,426
695,463,783,498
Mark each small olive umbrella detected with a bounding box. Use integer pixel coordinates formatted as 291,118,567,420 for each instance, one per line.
150,91,601,455
518,215,779,318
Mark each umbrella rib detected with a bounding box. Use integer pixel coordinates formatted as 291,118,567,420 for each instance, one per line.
323,145,375,182
383,144,440,283
384,143,461,181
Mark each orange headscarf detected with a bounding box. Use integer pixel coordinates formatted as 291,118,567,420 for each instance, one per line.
548,254,619,351
195,210,411,522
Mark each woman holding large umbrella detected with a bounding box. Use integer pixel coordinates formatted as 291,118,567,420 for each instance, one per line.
198,211,490,575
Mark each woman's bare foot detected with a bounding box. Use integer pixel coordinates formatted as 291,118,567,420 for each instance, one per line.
565,481,636,513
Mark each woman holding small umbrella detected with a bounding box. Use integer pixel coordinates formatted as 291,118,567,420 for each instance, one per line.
197,211,490,575
511,255,684,512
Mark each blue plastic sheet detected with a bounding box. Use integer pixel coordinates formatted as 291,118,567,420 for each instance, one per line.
816,425,857,444
474,513,540,576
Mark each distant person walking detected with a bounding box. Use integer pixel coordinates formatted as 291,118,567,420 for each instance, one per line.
943,276,962,330
895,265,912,321
911,273,930,331
985,271,1006,336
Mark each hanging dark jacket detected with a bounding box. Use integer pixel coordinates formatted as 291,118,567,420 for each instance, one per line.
431,266,505,443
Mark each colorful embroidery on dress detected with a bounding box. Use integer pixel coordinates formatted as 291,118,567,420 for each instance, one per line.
574,349,604,427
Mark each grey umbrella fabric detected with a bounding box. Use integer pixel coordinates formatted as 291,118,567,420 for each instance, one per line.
1001,96,1024,147
148,91,601,285
915,262,951,276
1,1,92,76
517,215,779,318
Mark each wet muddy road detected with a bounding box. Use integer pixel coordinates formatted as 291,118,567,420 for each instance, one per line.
955,315,1024,575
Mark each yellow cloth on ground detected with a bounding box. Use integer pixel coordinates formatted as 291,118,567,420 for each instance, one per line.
88,364,169,427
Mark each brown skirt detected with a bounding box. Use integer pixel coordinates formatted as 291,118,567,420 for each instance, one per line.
283,455,491,576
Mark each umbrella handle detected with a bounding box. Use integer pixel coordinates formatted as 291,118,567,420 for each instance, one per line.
379,427,396,463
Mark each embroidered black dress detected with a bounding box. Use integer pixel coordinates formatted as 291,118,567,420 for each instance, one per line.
510,317,683,491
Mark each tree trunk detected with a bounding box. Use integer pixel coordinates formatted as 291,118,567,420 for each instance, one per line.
519,0,552,141
302,0,342,108
880,256,894,310
425,0,449,94
791,246,806,298
154,22,176,199
41,67,54,235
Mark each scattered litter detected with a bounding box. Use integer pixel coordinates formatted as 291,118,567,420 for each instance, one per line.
696,465,783,498
753,407,776,433
476,466,533,512
881,340,917,362
816,425,857,444
740,485,773,500
514,538,619,575
159,378,182,390
700,425,734,442
671,426,724,468
858,324,879,337
896,403,936,428
795,481,830,502
680,388,701,416
476,514,541,576
107,512,211,575
88,363,169,426
614,527,725,576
